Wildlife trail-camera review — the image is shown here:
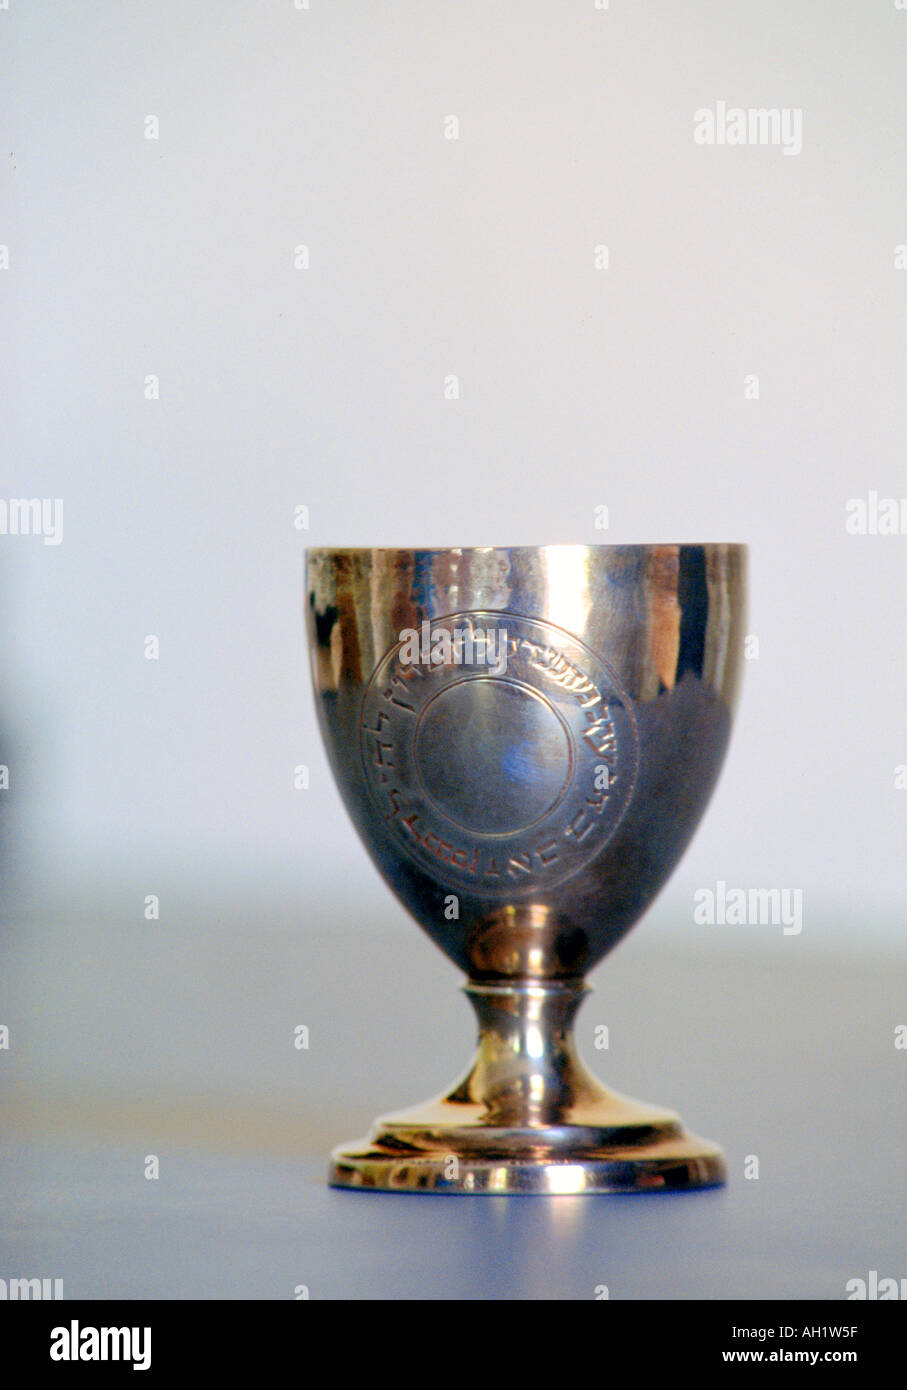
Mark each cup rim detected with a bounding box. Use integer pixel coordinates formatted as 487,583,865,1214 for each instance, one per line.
306,542,748,556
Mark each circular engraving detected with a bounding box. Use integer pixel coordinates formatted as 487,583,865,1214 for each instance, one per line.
359,612,639,897
414,678,573,837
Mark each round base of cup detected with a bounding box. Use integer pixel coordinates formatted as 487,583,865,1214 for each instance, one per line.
328,1108,726,1195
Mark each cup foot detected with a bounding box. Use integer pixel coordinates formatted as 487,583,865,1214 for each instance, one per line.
329,1103,726,1195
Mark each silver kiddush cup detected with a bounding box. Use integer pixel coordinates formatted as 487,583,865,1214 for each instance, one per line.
305,544,746,1194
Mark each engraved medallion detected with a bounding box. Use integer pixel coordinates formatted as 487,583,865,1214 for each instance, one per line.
360,611,639,895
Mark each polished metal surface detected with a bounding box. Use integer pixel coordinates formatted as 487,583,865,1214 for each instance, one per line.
305,544,746,1193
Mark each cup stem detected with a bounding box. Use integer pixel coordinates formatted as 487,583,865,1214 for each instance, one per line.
446,979,602,1127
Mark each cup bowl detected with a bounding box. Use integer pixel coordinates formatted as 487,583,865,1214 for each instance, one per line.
307,544,746,980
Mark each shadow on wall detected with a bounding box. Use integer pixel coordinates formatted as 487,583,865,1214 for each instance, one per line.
0,563,58,914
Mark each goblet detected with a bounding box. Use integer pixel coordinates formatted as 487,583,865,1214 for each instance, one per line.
306,544,746,1194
